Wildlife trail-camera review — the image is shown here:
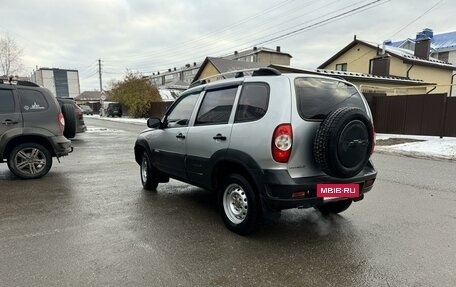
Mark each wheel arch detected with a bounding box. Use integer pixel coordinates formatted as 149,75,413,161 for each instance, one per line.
134,139,152,165
209,149,264,194
2,135,56,160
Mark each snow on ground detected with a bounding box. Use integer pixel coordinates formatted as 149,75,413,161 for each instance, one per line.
84,115,456,160
375,133,456,160
85,115,147,125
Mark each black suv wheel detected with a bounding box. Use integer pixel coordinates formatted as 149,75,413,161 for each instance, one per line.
7,143,53,179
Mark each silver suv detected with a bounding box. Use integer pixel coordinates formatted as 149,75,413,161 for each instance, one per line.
134,68,377,234
0,79,72,179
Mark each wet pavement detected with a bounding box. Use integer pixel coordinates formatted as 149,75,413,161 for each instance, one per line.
1,117,455,287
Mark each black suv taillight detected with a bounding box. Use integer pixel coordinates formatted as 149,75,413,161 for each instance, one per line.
272,124,293,163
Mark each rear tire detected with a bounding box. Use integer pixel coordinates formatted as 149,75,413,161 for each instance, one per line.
7,143,52,179
61,104,76,139
316,199,352,215
218,174,261,235
140,152,158,190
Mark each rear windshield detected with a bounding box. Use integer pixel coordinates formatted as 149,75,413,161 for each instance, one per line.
294,77,366,120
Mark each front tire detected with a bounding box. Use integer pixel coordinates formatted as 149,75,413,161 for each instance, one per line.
218,174,261,235
140,152,158,190
316,199,352,215
7,143,52,179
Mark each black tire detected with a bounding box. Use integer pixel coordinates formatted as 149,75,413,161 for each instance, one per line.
316,199,352,215
140,152,159,190
61,104,77,139
314,107,374,178
7,143,52,179
218,174,262,235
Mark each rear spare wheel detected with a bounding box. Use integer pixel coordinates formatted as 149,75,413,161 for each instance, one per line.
61,104,77,139
314,107,373,178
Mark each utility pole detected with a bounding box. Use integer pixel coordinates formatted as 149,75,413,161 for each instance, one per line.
98,59,105,116
98,58,103,92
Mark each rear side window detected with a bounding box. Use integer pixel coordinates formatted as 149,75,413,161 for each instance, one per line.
235,83,269,123
0,89,15,113
18,89,49,112
295,77,366,120
166,93,199,128
196,87,238,125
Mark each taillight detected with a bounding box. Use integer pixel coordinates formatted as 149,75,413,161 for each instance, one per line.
272,123,293,163
58,112,65,132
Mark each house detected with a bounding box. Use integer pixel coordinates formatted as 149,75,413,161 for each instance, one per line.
270,65,432,96
387,28,456,64
75,91,106,102
149,63,200,87
149,46,292,88
223,46,292,66
318,35,456,96
192,57,267,83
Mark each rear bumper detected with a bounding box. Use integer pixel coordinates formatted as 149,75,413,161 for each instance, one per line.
50,135,72,157
258,163,377,210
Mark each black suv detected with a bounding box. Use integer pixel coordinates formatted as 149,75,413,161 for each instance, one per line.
0,79,72,179
135,68,377,234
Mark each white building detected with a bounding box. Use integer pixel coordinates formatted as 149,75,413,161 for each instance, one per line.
32,68,80,98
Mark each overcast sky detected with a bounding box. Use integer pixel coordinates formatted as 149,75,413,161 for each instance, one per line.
1,0,455,92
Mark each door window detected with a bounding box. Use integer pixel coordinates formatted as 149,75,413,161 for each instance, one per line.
166,93,199,128
234,83,269,123
18,89,49,112
0,89,15,113
195,87,238,125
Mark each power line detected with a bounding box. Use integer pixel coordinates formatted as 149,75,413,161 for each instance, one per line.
387,0,445,39
255,0,386,46
104,0,379,72
104,0,301,62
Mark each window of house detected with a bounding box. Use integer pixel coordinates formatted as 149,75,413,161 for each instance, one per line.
0,89,15,113
438,52,449,63
335,63,348,71
166,93,199,128
18,89,48,112
235,83,269,123
195,87,238,125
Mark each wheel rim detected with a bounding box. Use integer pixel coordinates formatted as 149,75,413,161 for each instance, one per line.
141,156,148,183
14,147,47,175
223,183,248,224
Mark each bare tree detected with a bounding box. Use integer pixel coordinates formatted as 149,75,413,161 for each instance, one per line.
0,34,23,77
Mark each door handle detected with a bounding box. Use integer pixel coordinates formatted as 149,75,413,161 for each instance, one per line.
176,133,186,139
1,119,18,125
213,133,227,141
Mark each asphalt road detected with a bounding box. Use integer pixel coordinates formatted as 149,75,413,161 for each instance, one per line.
1,117,455,287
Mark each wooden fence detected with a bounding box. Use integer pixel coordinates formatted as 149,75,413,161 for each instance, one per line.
364,93,456,137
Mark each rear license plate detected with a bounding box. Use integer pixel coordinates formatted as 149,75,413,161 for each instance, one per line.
317,184,359,198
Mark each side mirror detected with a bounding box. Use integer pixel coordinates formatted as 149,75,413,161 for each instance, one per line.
147,117,162,129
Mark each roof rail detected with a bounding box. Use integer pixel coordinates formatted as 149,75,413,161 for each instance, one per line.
0,77,40,87
190,67,281,88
